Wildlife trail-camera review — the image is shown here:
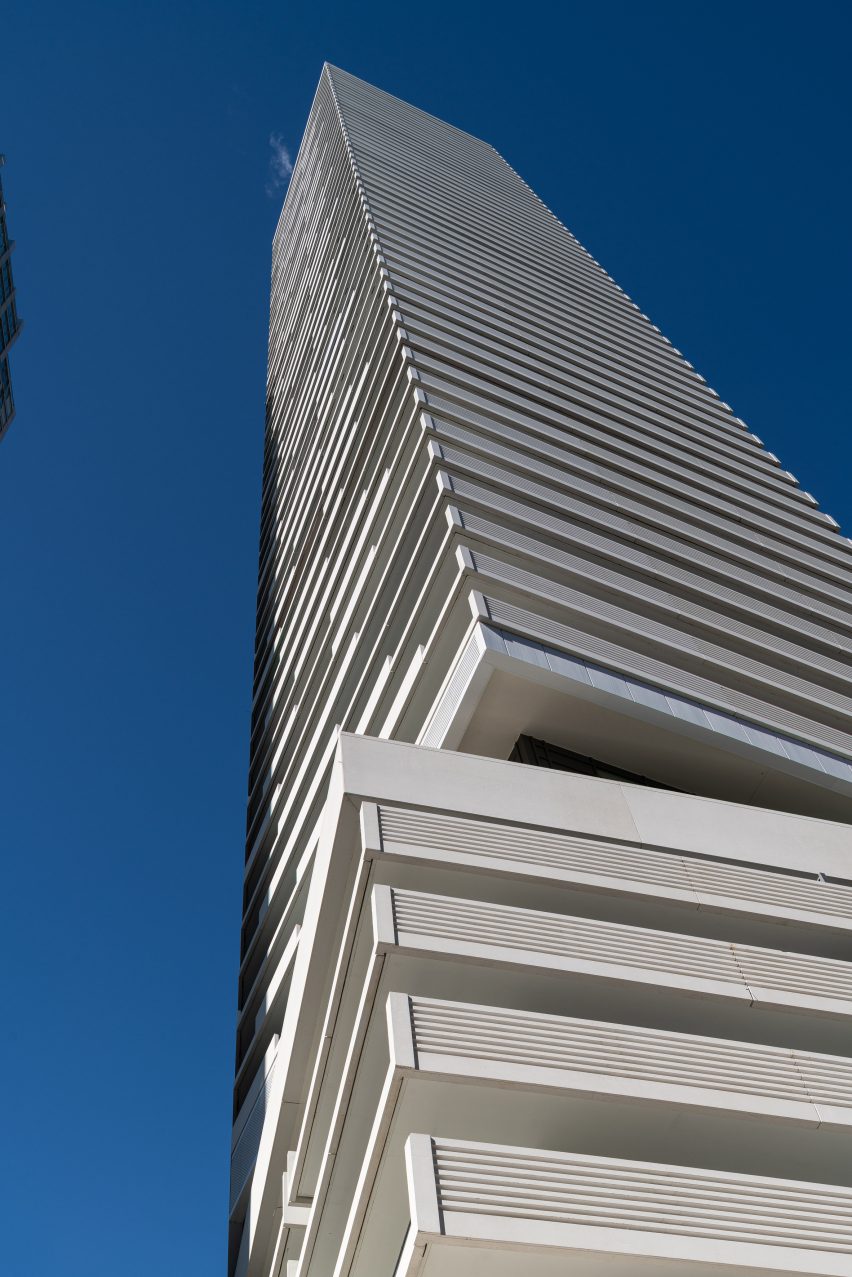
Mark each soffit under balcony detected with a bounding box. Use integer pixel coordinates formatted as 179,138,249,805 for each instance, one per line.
457,665,852,823
408,610,852,825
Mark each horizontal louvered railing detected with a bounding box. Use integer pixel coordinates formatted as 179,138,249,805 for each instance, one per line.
389,888,852,1008
406,995,852,1113
377,804,852,924
425,1136,852,1256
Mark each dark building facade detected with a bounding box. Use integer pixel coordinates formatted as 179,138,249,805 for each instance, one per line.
0,155,21,439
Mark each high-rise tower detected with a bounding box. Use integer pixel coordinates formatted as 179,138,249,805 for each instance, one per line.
230,65,852,1277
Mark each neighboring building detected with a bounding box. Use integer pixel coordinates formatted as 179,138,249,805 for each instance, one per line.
230,65,852,1277
0,155,21,438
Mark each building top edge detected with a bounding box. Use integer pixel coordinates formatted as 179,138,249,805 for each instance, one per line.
322,62,500,155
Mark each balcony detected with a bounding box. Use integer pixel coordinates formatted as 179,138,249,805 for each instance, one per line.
392,1135,852,1276
385,886,852,1033
291,887,852,1275
405,994,852,1129
376,802,852,940
236,734,852,1277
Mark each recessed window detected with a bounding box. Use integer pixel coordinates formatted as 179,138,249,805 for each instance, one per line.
509,734,679,791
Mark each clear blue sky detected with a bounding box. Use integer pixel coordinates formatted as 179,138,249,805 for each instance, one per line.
2,3,849,1273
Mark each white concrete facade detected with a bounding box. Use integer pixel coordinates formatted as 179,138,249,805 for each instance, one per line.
231,65,852,1277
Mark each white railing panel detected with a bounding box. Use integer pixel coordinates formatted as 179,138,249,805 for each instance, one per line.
390,888,852,1011
378,803,852,925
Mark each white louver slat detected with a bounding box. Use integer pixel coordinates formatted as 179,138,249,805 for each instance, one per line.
424,1136,852,1255
377,804,852,924
389,888,852,1009
406,995,852,1113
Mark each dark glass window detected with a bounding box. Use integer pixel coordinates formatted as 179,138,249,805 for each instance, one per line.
509,735,679,791
0,301,17,349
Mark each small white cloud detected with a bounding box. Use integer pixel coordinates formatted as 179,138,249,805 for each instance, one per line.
266,133,293,197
